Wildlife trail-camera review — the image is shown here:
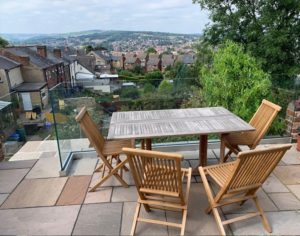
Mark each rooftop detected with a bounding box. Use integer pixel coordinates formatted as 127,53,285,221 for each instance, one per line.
0,56,20,70
0,140,300,235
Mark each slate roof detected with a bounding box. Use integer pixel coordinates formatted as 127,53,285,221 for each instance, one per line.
176,54,195,65
0,101,11,111
124,53,138,64
14,82,47,92
92,50,118,62
161,54,174,67
4,47,62,69
147,54,160,65
0,56,21,70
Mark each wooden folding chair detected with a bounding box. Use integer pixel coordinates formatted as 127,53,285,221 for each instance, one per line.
199,144,292,236
122,147,192,236
220,99,281,163
75,106,134,192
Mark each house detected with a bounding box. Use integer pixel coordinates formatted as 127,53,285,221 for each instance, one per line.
135,52,148,68
0,55,48,112
0,56,22,96
160,54,175,72
87,50,119,73
123,53,141,70
176,54,196,66
146,54,161,72
75,55,96,81
0,46,66,89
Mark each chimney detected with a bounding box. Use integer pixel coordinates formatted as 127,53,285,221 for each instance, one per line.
53,48,62,58
37,45,47,58
19,56,30,66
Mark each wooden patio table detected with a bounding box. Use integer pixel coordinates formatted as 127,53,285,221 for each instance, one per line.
107,107,254,168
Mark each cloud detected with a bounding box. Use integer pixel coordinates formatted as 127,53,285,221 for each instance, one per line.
0,0,209,34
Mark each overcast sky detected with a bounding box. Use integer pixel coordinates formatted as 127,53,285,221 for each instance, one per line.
0,0,209,34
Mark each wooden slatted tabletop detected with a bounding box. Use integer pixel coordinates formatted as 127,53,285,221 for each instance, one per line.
108,107,254,139
107,107,255,168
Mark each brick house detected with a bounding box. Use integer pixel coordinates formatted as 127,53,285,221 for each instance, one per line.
0,46,66,89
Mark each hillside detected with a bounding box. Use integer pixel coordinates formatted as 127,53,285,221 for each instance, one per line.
1,30,200,51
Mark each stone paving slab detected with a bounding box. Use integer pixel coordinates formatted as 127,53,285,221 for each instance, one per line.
0,159,37,170
0,168,30,193
17,141,43,152
287,185,300,199
121,201,136,235
73,203,122,235
9,151,43,161
0,194,9,206
84,187,112,204
281,145,300,165
136,207,169,235
262,174,289,193
268,192,300,210
90,171,135,188
111,186,138,202
68,157,98,176
57,176,91,206
168,183,225,235
0,205,80,235
222,189,278,214
274,166,300,185
36,140,58,152
228,211,300,235
1,177,67,209
26,152,60,179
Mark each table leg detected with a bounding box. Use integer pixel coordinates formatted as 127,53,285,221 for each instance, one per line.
141,139,145,149
146,138,152,150
199,135,208,167
219,134,228,163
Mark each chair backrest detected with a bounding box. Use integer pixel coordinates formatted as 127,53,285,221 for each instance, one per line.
75,106,105,158
246,99,281,149
224,144,291,194
122,147,185,203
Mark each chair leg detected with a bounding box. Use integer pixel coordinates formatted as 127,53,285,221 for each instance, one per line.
205,206,212,214
253,196,272,233
130,203,141,236
180,209,188,236
223,150,232,163
89,160,129,192
212,207,226,236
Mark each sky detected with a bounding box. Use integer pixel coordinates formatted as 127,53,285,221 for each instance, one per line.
0,0,210,34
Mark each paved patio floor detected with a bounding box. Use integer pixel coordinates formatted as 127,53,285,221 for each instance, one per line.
0,141,300,235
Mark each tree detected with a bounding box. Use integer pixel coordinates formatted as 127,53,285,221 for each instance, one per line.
120,86,140,99
143,82,156,94
200,41,271,121
85,45,94,53
145,70,164,87
0,37,8,48
146,47,157,54
193,0,300,87
158,80,174,94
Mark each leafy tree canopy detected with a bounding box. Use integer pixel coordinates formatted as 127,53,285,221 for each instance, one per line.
145,70,164,87
200,41,272,120
85,45,94,53
193,0,300,87
0,37,8,48
158,80,174,94
143,82,156,94
146,47,157,54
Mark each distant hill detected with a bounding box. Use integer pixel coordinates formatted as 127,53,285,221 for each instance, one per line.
0,30,200,51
